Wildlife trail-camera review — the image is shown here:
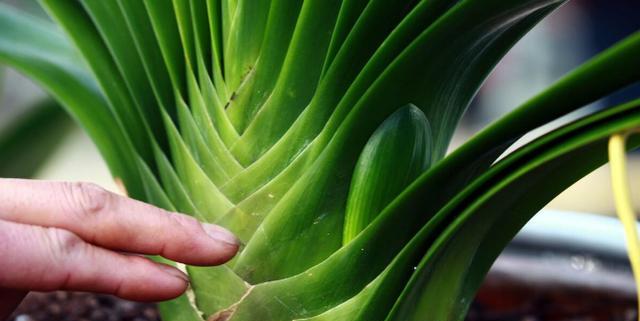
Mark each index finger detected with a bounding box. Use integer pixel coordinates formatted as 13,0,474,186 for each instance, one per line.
0,179,239,266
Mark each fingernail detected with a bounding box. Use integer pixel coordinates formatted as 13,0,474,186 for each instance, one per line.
158,264,189,283
203,223,240,247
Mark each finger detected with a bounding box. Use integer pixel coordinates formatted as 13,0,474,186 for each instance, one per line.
0,179,238,265
0,219,188,301
0,288,26,321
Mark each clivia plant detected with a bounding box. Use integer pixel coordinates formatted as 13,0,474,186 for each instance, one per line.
1,1,639,321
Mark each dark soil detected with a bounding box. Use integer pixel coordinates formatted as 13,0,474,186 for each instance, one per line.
468,273,637,321
7,292,159,321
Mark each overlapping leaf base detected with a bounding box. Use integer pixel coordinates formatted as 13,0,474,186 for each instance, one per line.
1,0,640,320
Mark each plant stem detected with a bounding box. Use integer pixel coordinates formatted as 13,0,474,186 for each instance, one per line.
609,131,640,321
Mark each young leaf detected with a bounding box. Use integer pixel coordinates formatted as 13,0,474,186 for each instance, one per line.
343,105,432,243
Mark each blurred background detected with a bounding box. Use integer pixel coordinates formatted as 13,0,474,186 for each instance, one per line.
1,1,640,321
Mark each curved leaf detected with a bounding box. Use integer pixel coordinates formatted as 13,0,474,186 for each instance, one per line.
0,99,73,178
343,105,432,243
0,3,143,196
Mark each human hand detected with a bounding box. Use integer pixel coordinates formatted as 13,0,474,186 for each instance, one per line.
0,178,239,319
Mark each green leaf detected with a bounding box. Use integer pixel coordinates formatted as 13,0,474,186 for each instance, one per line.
187,265,249,316
137,156,176,212
224,0,304,134
153,259,204,321
223,0,270,96
232,0,453,163
233,0,562,283
0,3,143,196
176,96,232,185
152,143,199,216
157,295,204,321
185,69,243,176
343,105,432,243
143,0,186,96
221,99,640,321
172,0,196,73
217,0,542,208
205,0,228,100
0,99,73,178
384,99,640,321
196,52,239,148
346,30,640,319
293,276,382,321
116,0,177,119
163,111,234,222
225,26,640,321
319,0,370,77
227,0,341,148
215,150,315,243
81,0,167,154
39,0,155,166
189,0,212,78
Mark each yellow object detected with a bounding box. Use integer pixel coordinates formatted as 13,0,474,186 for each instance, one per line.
608,131,640,319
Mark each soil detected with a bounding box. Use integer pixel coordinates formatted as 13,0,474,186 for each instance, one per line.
469,273,637,321
7,292,159,321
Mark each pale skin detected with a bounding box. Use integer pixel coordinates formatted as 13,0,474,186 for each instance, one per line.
0,178,240,320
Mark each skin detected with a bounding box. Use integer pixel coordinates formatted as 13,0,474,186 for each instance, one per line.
0,178,240,320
